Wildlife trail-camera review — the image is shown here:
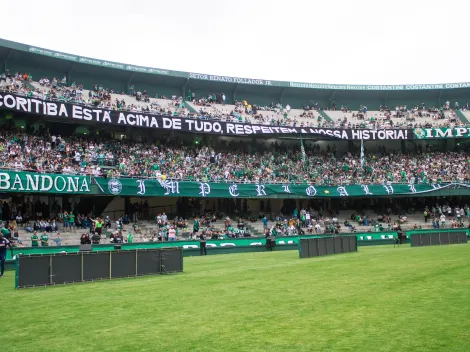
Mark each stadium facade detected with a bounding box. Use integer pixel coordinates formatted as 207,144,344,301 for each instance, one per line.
1,38,470,220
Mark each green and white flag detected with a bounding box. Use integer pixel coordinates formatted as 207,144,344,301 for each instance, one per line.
300,135,307,170
360,139,364,167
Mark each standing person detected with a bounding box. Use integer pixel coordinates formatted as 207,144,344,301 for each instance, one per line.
168,226,176,241
93,218,103,237
193,217,200,238
440,213,446,228
63,211,69,232
433,217,439,229
199,231,207,256
262,216,268,231
397,226,404,245
40,232,49,246
31,231,39,247
265,228,274,251
126,232,134,243
456,207,462,224
0,233,13,277
104,216,111,229
300,210,306,228
69,212,76,232
117,217,124,231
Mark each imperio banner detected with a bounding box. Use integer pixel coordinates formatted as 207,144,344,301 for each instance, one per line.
95,178,457,198
413,127,470,139
0,93,413,140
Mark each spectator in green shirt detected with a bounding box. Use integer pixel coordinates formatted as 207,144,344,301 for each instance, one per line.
40,232,49,246
63,211,69,231
127,232,134,243
0,227,10,239
31,232,39,247
69,213,76,232
193,218,199,234
94,218,103,236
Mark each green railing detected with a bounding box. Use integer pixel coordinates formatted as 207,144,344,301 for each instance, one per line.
6,231,394,260
8,229,467,262
407,228,470,237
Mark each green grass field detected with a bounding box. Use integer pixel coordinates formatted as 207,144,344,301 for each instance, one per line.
2,244,470,352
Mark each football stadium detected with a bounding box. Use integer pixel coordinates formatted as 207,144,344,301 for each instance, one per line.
1,3,470,351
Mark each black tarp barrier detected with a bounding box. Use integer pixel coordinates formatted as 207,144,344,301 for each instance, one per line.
410,231,468,247
299,236,358,259
16,247,183,288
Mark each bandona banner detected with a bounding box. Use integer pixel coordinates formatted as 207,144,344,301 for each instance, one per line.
0,171,90,194
0,92,413,140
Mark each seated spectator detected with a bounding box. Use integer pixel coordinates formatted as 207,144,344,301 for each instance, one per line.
80,233,91,245
54,233,62,246
104,216,112,229
15,213,23,225
92,232,101,244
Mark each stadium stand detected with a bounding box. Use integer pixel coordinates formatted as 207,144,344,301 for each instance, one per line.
2,39,470,250
6,202,469,247
4,73,469,128
1,125,470,184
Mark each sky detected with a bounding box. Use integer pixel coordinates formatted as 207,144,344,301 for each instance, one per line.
2,0,469,85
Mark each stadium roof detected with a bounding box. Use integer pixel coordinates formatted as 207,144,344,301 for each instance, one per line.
2,38,470,92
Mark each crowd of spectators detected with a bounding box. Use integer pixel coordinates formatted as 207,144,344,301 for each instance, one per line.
191,95,333,128
3,70,470,130
260,200,470,237
4,195,470,248
1,128,470,184
330,101,467,130
1,71,187,117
